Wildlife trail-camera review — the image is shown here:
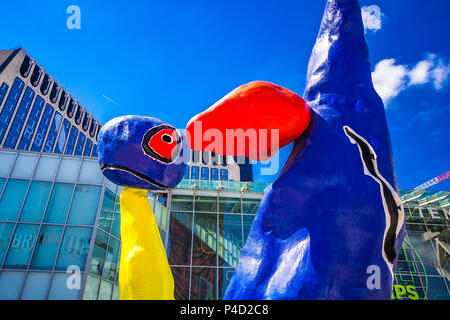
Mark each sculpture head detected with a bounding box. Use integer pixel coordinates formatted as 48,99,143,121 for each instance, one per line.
98,115,187,190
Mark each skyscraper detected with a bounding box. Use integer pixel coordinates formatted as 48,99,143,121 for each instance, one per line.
0,48,100,156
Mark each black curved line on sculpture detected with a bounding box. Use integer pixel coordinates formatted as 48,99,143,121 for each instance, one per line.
344,127,399,264
100,164,169,190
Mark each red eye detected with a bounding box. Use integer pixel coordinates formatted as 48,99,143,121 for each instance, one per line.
148,129,177,160
142,125,181,163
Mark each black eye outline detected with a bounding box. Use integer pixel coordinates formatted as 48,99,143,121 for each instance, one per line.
141,124,182,164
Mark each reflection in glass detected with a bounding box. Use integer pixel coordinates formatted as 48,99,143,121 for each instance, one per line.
30,225,63,269
110,204,121,239
195,196,216,213
98,280,112,300
171,195,193,211
55,226,92,271
0,179,28,221
82,274,100,300
4,223,39,269
192,213,217,266
102,237,119,282
89,230,108,276
0,223,15,264
171,267,190,300
67,185,101,225
219,197,241,213
99,189,115,232
168,212,192,266
218,268,235,299
242,214,256,246
20,181,51,222
218,214,243,267
190,267,216,300
241,198,260,214
44,183,74,224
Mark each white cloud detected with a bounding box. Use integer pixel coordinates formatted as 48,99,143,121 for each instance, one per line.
361,5,383,33
372,59,407,105
372,54,450,107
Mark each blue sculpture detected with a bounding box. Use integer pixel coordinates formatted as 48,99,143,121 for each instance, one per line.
187,0,405,299
98,115,187,190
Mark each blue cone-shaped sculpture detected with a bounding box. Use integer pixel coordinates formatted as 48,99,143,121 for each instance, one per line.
224,0,405,300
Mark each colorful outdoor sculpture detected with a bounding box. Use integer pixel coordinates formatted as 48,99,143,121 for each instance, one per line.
98,0,405,300
97,116,186,299
186,0,405,299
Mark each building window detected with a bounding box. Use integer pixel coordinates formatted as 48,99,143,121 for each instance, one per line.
0,83,9,107
3,223,39,269
58,91,69,111
30,65,43,87
17,96,44,151
3,87,35,149
64,126,78,155
0,223,15,267
40,74,52,96
20,55,33,78
49,82,61,103
55,226,92,271
201,167,209,180
183,166,190,179
191,150,200,164
19,181,52,223
74,133,86,156
91,144,98,157
89,120,97,138
66,98,76,118
220,169,228,181
30,104,53,152
0,179,29,221
82,112,91,132
43,183,75,224
211,168,219,180
211,152,219,166
67,185,102,226
89,230,108,277
54,119,71,154
191,166,199,180
202,151,210,165
74,105,84,125
43,112,63,153
83,139,93,157
221,155,227,166
0,78,24,143
29,225,64,270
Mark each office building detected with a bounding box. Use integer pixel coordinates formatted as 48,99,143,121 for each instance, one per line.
0,48,100,157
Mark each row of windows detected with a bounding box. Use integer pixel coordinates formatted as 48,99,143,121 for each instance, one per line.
0,222,92,271
0,179,102,226
184,166,228,181
190,150,228,166
0,78,98,157
19,55,101,140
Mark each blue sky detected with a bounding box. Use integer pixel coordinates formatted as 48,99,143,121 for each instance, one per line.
0,0,449,190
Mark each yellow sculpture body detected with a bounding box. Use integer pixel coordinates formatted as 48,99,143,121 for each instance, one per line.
119,187,174,300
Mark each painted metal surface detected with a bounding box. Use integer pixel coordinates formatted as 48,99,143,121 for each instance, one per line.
187,0,405,299
97,115,186,190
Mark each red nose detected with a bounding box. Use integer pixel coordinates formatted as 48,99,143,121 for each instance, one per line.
186,81,311,161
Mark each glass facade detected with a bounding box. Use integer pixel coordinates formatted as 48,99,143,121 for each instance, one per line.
0,71,98,156
0,149,449,300
0,149,121,300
